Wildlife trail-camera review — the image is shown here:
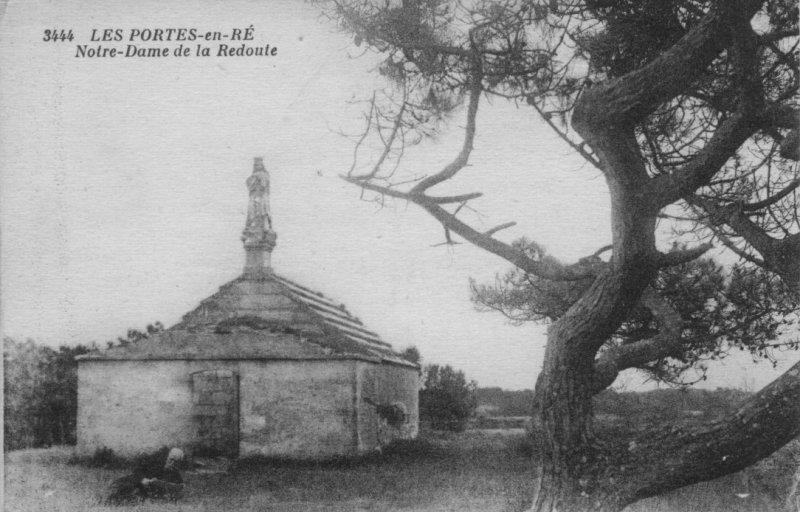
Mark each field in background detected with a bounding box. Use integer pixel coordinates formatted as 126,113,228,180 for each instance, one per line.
5,430,798,512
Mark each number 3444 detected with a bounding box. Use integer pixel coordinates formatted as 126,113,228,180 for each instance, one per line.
43,29,74,42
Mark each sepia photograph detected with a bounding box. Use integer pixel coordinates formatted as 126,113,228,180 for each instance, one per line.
1,1,799,511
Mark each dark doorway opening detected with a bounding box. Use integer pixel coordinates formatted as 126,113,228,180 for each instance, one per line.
191,370,239,458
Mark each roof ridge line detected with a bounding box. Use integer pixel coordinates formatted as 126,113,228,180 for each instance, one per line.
269,273,398,351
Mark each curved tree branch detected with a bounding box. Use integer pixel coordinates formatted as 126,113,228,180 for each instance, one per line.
615,359,800,504
647,14,765,208
341,176,483,204
690,194,800,293
410,64,483,194
592,288,684,393
574,0,764,132
656,243,714,267
742,178,800,211
343,174,598,281
647,111,762,207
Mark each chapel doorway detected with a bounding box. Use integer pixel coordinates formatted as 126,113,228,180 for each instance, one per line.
190,370,239,458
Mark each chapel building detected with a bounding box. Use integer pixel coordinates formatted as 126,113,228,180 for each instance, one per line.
76,158,419,459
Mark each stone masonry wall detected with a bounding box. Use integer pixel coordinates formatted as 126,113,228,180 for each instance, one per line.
77,360,199,457
77,359,358,459
237,360,358,458
356,362,420,452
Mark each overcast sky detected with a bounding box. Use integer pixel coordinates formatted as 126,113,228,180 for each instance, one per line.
2,0,796,391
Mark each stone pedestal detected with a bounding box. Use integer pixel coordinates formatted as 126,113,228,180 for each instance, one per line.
243,232,277,278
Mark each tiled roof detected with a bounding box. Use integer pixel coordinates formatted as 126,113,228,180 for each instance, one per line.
272,275,392,349
80,272,416,368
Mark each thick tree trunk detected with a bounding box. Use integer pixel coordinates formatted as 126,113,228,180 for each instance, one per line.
525,4,800,510
528,262,657,512
530,346,610,512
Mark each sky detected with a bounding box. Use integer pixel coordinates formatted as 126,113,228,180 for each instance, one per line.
1,0,797,391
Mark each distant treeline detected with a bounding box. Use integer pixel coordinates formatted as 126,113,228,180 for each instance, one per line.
3,338,93,450
476,386,753,420
592,387,752,422
4,325,163,451
475,387,535,417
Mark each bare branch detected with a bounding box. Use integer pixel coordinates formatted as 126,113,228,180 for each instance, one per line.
483,221,517,237
712,227,767,267
341,175,482,203
410,68,483,194
427,192,485,204
350,100,407,180
418,198,601,281
741,178,800,211
527,96,601,170
690,195,800,292
347,93,376,178
592,245,613,258
434,226,460,247
342,175,596,281
656,243,713,267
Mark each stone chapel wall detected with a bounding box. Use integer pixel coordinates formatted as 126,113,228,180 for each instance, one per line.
356,362,420,452
77,359,360,459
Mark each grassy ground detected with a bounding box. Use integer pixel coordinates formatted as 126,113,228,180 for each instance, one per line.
4,431,798,512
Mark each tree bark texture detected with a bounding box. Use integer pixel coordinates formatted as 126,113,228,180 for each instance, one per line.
527,2,800,510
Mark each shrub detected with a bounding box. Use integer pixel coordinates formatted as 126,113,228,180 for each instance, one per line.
420,364,478,432
399,345,422,365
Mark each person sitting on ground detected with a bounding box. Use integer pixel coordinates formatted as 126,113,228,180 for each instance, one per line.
105,447,185,504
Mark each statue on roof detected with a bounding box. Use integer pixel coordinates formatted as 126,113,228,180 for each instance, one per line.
245,157,272,233
242,157,277,276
